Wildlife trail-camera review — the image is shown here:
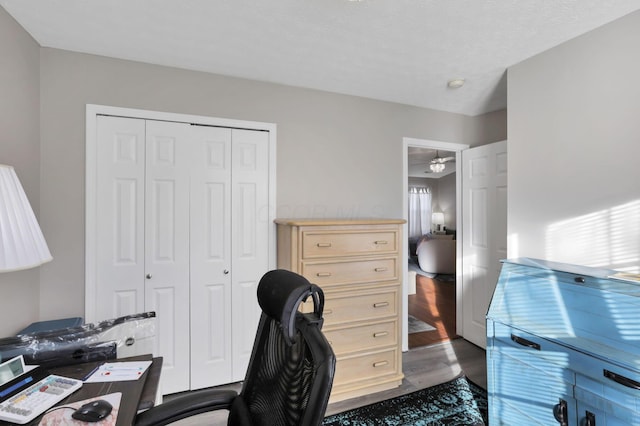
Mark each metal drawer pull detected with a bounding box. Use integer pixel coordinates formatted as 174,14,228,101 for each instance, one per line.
584,411,596,426
373,361,388,368
316,272,332,277
373,331,389,338
553,399,568,426
316,242,332,248
373,302,389,308
374,240,388,245
374,267,388,272
604,369,640,390
511,334,541,350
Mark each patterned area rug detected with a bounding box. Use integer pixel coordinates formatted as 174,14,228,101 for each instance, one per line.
323,375,487,425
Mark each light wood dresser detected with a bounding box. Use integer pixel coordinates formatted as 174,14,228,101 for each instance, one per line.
275,218,405,402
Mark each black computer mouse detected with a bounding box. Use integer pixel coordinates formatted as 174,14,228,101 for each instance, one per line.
71,399,113,422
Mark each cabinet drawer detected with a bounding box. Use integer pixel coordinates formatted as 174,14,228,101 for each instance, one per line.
324,320,397,355
334,348,399,387
302,258,398,287
302,230,398,259
322,288,398,326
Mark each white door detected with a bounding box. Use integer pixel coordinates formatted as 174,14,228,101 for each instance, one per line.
189,125,234,389
144,120,192,394
230,129,269,381
95,116,146,319
90,109,273,394
461,140,507,348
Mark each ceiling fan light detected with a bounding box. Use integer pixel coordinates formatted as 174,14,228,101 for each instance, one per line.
430,163,445,173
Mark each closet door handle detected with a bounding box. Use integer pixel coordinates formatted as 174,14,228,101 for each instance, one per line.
511,334,541,350
604,369,640,390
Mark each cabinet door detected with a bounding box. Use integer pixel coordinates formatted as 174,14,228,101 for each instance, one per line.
95,116,146,320
144,120,192,394
488,342,576,425
189,126,233,389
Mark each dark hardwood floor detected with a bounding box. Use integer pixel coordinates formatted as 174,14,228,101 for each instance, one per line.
408,273,457,348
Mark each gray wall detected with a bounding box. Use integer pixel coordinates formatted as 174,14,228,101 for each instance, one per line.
508,10,640,270
1,6,506,334
0,9,41,336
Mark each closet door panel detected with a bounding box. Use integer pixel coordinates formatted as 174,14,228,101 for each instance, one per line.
231,129,270,381
95,116,146,320
190,126,234,389
144,120,191,394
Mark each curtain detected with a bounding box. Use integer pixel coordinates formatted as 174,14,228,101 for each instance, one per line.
408,187,432,238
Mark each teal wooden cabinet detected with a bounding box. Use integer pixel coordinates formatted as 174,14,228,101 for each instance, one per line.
486,258,640,425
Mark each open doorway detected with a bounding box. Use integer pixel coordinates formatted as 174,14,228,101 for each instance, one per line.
401,138,468,351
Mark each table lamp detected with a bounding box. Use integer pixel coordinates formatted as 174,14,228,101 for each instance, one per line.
0,165,52,272
432,212,445,232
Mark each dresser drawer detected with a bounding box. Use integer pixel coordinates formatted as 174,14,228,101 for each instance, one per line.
322,288,398,326
301,229,398,259
324,320,398,355
302,257,398,287
334,348,399,387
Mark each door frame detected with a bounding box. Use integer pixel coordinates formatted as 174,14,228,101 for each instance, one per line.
401,137,469,351
85,104,277,322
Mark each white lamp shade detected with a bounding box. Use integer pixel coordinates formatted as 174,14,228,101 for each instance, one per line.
0,165,52,272
432,212,445,225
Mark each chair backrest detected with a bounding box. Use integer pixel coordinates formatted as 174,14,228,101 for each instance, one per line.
227,269,336,426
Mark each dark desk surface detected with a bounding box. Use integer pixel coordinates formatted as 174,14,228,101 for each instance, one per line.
1,355,162,426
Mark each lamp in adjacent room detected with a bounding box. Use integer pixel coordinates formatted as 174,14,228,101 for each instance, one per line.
432,212,445,232
0,165,52,272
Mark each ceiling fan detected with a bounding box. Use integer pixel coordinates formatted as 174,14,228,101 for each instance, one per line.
425,151,455,173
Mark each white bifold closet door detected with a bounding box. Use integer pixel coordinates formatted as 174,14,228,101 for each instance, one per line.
94,115,268,394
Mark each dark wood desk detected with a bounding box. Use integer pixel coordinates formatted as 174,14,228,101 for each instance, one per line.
1,355,162,426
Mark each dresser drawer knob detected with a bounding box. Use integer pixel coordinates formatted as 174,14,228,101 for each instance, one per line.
373,302,389,308
316,272,332,277
604,369,640,390
316,242,332,248
374,267,388,272
373,331,389,338
373,361,389,368
374,240,388,245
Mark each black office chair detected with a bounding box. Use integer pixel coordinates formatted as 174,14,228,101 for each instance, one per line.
135,269,336,426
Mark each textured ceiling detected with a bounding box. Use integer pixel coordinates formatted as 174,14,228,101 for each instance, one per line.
2,0,640,116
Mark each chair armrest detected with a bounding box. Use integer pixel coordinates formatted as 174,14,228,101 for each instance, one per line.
135,389,237,426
